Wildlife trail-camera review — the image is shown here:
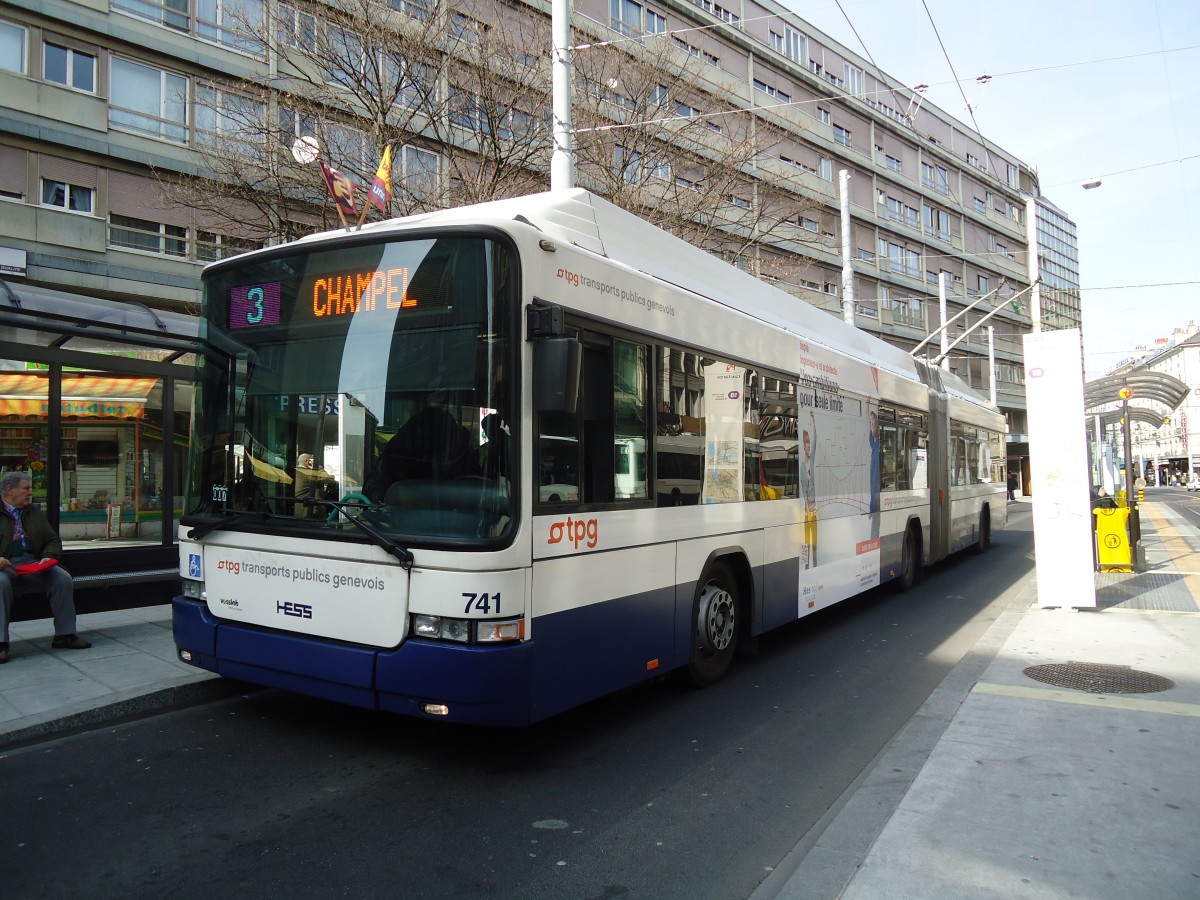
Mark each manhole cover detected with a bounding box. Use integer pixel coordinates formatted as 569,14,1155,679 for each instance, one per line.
1023,662,1175,694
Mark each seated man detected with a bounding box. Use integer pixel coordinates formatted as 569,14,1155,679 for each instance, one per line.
0,470,89,664
294,452,336,517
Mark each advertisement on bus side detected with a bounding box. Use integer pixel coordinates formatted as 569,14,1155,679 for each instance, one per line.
795,345,882,611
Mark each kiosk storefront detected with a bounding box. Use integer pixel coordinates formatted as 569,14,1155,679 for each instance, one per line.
0,280,197,586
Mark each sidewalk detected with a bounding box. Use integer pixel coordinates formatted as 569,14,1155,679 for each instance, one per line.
758,499,1200,899
0,605,240,749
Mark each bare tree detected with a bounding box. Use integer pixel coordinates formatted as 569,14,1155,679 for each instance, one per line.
569,32,828,270
160,0,830,271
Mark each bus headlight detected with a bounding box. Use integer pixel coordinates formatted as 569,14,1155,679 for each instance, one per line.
411,615,525,643
412,614,471,642
181,579,205,600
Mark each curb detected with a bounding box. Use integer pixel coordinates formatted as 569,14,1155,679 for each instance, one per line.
0,675,256,752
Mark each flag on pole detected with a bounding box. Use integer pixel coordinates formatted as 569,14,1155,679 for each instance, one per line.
368,145,393,215
319,161,358,222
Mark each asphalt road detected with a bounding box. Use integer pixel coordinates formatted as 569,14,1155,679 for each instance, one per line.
1151,485,1200,530
1,505,1034,900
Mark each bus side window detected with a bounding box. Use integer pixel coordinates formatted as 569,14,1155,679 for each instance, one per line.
539,332,650,507
655,346,704,507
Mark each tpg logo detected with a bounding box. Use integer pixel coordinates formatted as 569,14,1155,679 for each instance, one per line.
547,515,599,550
277,602,313,619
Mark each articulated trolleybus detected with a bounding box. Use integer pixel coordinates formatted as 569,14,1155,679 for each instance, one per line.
175,189,1006,725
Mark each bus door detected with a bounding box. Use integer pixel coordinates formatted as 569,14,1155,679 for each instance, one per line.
927,391,951,563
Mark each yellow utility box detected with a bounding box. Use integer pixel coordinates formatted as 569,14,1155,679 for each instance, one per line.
1094,507,1132,572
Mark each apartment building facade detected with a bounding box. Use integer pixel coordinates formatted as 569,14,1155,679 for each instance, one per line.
0,0,1056,567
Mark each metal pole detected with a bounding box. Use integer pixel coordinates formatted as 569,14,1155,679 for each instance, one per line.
938,272,949,371
1025,197,1042,333
551,0,574,190
987,325,996,406
839,170,855,324
1122,392,1142,570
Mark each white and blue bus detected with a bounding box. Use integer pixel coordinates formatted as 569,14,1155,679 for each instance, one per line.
174,189,1006,725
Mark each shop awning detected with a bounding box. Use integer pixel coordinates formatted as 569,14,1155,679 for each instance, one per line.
0,372,158,417
245,451,293,484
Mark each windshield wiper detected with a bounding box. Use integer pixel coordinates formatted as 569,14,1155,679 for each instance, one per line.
303,497,415,570
186,510,277,540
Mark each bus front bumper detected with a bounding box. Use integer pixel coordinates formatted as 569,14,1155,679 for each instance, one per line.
172,597,535,726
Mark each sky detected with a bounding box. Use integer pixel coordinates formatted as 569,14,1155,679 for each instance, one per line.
784,0,1200,378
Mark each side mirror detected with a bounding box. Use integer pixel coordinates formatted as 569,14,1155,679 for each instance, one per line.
534,336,581,414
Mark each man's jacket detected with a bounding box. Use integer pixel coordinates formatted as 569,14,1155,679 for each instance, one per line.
0,504,64,560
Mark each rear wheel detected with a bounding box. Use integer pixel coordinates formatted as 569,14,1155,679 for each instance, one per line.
895,525,921,593
971,508,991,555
687,561,739,686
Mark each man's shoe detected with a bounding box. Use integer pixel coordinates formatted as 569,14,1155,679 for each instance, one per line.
51,634,91,650
0,642,9,664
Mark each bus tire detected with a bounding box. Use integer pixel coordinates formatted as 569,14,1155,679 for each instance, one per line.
971,508,991,555
895,524,922,593
688,560,739,687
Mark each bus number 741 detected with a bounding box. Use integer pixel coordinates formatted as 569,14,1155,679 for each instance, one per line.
463,592,500,615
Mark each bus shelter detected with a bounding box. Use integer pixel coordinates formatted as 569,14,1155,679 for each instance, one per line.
0,278,198,588
1083,370,1189,571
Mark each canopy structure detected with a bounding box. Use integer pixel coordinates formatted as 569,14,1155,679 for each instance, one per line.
1083,370,1190,429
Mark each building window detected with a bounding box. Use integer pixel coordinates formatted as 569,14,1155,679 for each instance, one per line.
615,3,665,35
109,214,188,256
110,58,188,142
614,145,669,184
973,196,985,213
279,3,316,50
816,106,830,124
885,154,902,172
833,124,851,147
194,85,265,153
978,274,989,293
845,64,863,96
769,27,805,63
113,0,189,31
818,157,832,181
0,19,25,74
1006,163,1019,189
753,80,790,103
196,0,265,54
692,0,740,26
383,0,431,19
923,203,949,241
196,231,259,262
43,42,96,92
401,144,439,202
921,161,949,194
40,178,94,213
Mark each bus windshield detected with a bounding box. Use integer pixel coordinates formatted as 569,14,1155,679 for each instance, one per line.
186,233,517,545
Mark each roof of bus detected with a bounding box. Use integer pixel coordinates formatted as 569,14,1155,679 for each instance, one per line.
290,189,995,413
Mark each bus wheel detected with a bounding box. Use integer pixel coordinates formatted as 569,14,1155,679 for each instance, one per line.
971,508,991,555
895,526,921,593
688,561,739,686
